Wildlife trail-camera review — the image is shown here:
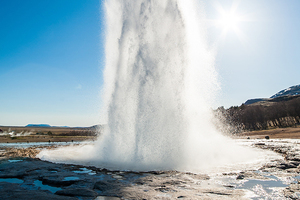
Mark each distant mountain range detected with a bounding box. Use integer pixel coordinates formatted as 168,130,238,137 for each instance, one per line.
25,124,72,128
25,124,52,127
25,124,101,129
245,84,300,105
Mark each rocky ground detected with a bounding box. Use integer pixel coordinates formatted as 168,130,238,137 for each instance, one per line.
0,139,300,199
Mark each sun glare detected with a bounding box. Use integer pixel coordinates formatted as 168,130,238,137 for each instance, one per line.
218,12,241,30
212,1,249,43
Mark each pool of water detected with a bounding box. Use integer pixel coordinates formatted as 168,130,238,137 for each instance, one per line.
8,159,23,163
238,178,288,192
33,180,61,193
235,171,289,199
63,177,80,181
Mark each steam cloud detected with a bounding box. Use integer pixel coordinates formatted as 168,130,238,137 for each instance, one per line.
38,0,276,173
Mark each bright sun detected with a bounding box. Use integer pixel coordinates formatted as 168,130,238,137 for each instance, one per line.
218,12,241,30
213,2,248,42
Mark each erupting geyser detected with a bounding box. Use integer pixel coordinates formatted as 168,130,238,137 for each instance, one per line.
38,0,273,172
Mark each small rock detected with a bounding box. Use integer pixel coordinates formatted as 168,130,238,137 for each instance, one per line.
155,187,177,193
288,156,300,162
163,180,186,185
223,185,235,188
236,175,245,180
204,191,231,196
255,143,265,146
40,177,79,187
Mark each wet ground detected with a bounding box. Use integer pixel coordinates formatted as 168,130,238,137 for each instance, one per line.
0,139,300,199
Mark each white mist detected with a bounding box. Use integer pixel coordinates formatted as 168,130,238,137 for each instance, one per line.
38,0,275,172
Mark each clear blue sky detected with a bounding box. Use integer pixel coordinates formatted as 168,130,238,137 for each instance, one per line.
1,0,299,126
207,0,300,108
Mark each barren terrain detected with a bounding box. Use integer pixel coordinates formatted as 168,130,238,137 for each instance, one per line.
0,126,98,143
240,127,300,139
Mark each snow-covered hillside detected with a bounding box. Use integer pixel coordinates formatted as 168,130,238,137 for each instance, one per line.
270,84,300,98
245,84,300,105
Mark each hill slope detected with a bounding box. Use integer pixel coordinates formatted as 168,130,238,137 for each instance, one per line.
245,84,300,105
271,84,300,98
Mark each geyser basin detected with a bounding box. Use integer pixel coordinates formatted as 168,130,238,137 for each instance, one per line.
38,0,278,173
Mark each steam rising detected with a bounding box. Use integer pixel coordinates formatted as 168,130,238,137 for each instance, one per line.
38,0,275,172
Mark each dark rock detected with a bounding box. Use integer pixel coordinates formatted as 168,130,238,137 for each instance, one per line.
290,161,300,167
0,182,76,200
263,163,278,168
134,180,145,185
265,136,270,139
55,188,98,197
40,176,79,187
274,148,288,154
204,191,231,196
287,156,300,162
277,162,297,170
0,171,27,178
155,187,177,193
4,190,77,200
94,181,116,191
96,196,121,200
223,185,235,188
236,175,245,180
222,172,238,176
186,173,210,180
163,180,186,185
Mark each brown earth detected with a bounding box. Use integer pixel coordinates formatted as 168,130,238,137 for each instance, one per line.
0,126,98,143
0,135,95,143
240,127,300,139
2,126,300,143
